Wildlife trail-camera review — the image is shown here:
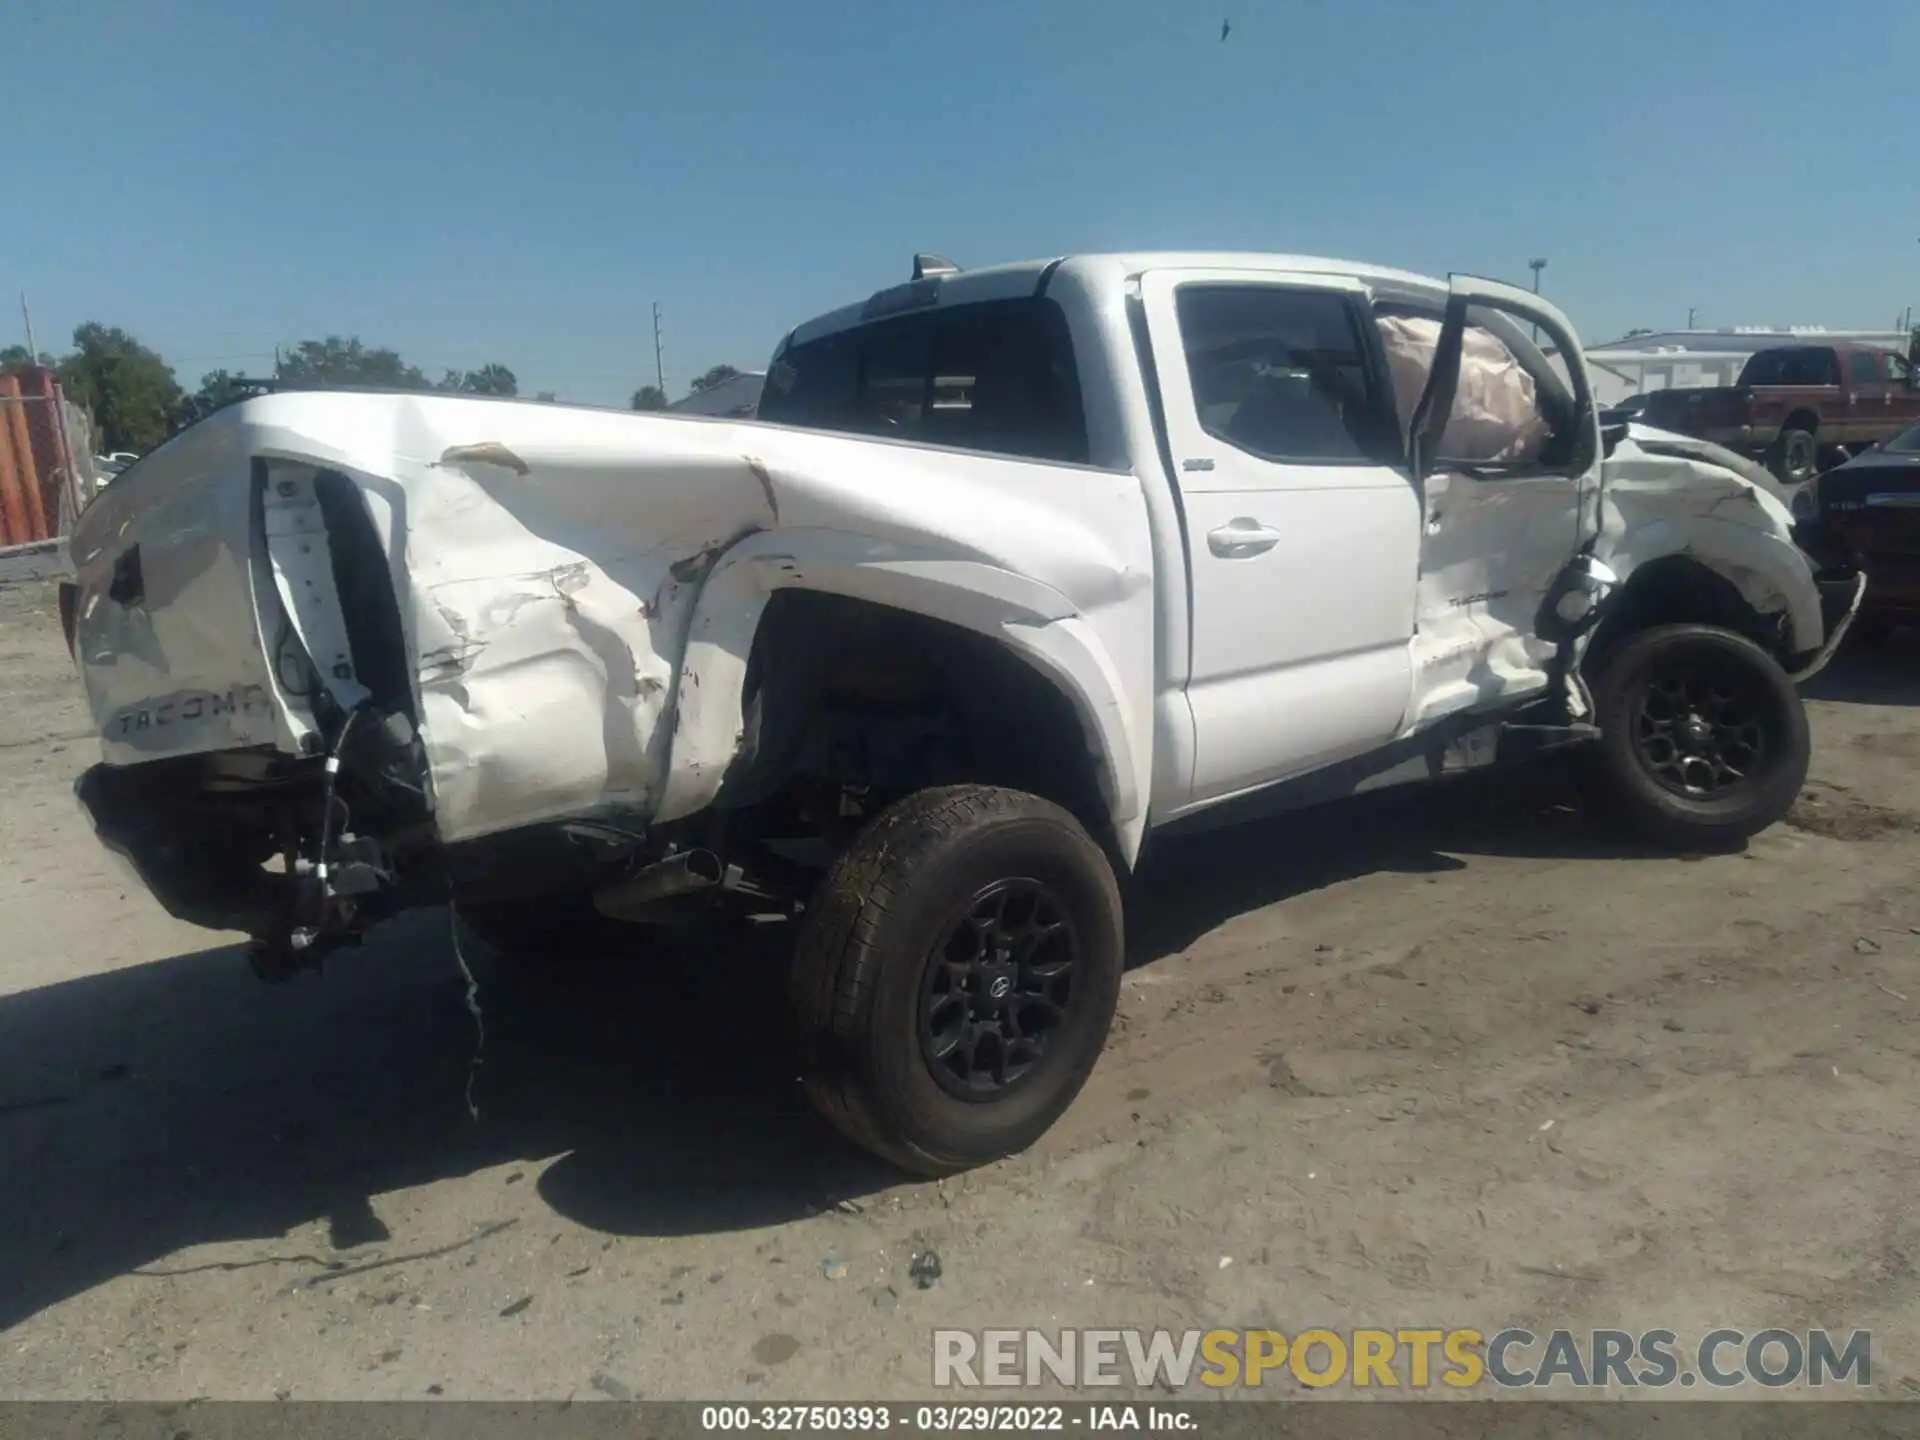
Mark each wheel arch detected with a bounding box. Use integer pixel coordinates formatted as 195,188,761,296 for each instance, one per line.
1595,523,1824,664
654,528,1148,865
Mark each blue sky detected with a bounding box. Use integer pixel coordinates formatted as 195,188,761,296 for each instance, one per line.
9,0,1916,408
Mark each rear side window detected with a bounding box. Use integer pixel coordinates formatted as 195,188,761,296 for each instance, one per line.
1849,350,1883,386
1172,285,1394,464
1743,348,1841,386
758,298,1089,464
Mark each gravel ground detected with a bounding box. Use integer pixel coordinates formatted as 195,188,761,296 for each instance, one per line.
2,575,1917,1402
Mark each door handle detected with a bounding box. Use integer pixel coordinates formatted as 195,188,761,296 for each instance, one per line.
1207,519,1282,557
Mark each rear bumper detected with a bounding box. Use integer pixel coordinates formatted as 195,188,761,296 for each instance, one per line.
73,763,283,935
1789,569,1867,682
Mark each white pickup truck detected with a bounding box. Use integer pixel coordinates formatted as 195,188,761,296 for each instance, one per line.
62,251,1863,1174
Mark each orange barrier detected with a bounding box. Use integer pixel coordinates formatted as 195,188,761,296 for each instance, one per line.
0,367,74,545
0,374,33,546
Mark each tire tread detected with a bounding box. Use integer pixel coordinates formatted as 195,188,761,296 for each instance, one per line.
791,785,1117,1175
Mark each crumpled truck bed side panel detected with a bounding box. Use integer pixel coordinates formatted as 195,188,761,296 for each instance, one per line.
70,392,1160,853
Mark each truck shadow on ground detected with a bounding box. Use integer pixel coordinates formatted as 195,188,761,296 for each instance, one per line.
0,763,1666,1330
1126,760,1671,966
1801,629,1920,707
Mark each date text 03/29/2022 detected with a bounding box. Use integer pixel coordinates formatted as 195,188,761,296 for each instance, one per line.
701,1405,1190,1432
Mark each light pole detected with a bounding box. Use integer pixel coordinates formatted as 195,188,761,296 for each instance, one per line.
1528,258,1546,340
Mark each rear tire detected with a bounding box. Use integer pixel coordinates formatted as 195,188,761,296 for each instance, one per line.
791,786,1124,1177
1577,624,1809,848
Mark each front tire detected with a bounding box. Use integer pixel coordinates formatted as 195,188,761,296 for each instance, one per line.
1579,624,1810,848
791,786,1124,1177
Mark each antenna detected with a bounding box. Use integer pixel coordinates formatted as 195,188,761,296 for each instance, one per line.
912,254,961,281
653,302,667,398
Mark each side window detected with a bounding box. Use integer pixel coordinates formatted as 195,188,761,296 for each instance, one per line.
1849,350,1882,387
758,299,1089,464
1373,309,1564,469
1743,348,1840,385
1172,284,1395,465
1799,349,1841,386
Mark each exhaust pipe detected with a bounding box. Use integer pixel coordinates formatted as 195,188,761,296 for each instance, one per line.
593,849,723,920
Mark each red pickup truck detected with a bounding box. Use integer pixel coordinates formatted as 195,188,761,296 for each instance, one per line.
1636,343,1920,485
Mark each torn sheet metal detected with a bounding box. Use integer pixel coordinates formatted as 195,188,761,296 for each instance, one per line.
1596,423,1822,653
67,391,1158,850
1390,341,1825,735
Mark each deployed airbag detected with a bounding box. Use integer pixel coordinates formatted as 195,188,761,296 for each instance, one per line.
1376,314,1552,465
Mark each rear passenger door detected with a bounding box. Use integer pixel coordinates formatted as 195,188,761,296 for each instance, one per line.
1138,270,1422,808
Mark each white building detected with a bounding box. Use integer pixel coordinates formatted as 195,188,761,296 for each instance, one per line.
1583,328,1910,406
668,370,765,418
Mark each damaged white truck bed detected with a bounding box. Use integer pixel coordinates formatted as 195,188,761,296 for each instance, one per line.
64,251,1864,1173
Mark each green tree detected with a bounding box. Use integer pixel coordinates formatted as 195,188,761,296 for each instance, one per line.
441,363,518,397
58,323,183,454
0,344,54,371
175,368,271,428
191,368,250,409
631,385,669,411
533,391,558,403
690,364,743,393
276,337,431,390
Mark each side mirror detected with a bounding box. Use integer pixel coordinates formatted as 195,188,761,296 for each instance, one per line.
1600,420,1629,459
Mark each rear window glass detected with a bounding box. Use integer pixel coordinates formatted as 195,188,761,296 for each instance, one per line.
758,298,1089,464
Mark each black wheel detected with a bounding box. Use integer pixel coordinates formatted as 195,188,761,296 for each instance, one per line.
791,785,1124,1176
453,893,639,970
1578,624,1809,848
1769,428,1818,486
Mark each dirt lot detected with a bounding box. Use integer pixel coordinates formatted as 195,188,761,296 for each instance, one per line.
2,573,1918,1402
